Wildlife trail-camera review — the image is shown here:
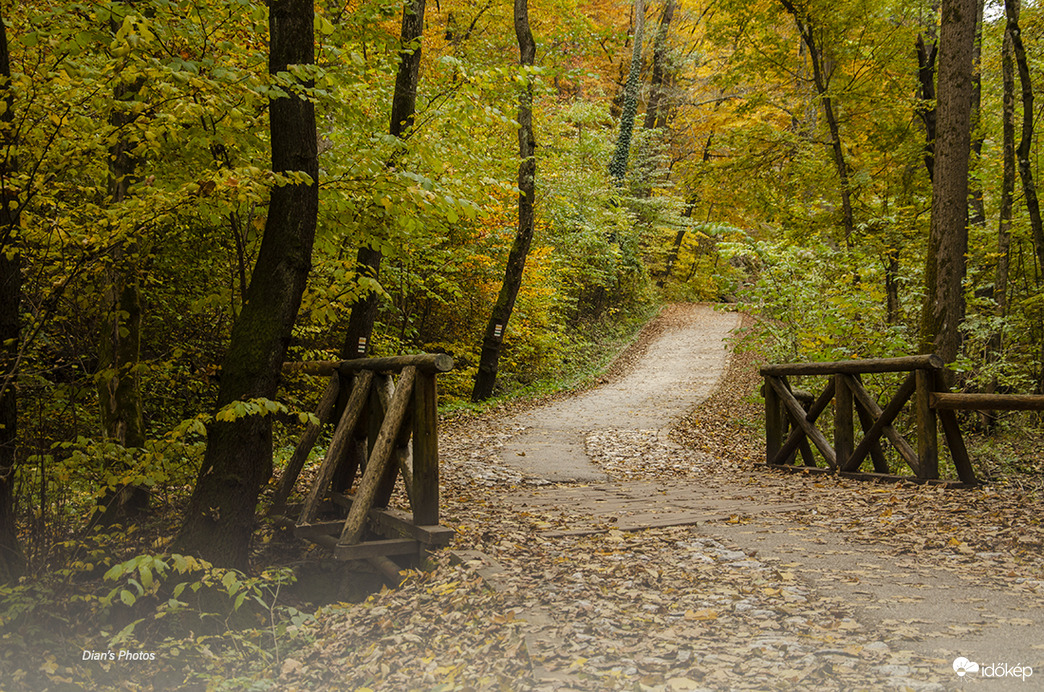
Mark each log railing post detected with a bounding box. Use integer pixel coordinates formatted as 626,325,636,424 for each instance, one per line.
339,367,418,546
412,370,439,526
915,368,938,479
764,377,783,464
834,373,853,469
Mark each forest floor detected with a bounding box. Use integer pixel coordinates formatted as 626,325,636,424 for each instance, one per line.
278,304,1044,692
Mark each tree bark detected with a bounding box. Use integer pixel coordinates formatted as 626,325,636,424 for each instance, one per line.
471,0,537,402
1005,0,1044,277
609,0,645,184
339,0,426,361
0,3,24,582
173,0,318,569
643,0,676,131
919,0,976,365
779,0,855,240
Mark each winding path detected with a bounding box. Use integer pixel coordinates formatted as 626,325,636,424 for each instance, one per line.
499,304,740,482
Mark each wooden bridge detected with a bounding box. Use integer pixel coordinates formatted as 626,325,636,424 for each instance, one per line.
270,354,455,572
762,354,1044,485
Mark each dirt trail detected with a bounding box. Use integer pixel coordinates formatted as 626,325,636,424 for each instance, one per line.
499,304,740,482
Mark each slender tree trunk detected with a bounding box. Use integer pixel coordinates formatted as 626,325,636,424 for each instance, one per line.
1005,0,1044,276
779,0,855,240
643,0,675,131
885,247,900,324
967,0,986,232
340,0,426,361
471,0,536,402
94,0,149,524
920,0,976,365
609,0,645,184
983,25,1017,419
0,4,24,582
915,33,937,181
997,27,1015,327
173,0,318,568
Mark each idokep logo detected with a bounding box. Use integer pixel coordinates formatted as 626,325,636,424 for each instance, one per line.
954,656,1034,682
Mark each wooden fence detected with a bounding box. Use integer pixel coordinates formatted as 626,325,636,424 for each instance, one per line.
270,354,454,564
762,354,1044,485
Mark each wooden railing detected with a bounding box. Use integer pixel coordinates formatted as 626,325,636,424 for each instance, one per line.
271,354,454,562
762,354,1044,486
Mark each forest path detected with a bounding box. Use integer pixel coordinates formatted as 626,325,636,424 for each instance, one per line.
444,303,1043,690
498,303,740,483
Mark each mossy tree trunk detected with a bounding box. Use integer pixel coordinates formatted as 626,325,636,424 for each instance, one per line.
471,0,536,402
173,0,318,569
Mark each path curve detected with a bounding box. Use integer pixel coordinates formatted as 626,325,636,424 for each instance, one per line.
499,304,741,482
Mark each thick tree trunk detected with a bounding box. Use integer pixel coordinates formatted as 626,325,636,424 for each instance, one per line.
94,1,149,524
1005,0,1044,276
609,0,645,184
779,0,855,240
643,0,675,131
0,4,24,582
173,0,318,569
339,0,426,361
920,0,976,365
471,0,537,402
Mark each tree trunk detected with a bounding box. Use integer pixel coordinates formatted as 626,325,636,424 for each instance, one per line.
967,0,986,232
779,0,855,240
997,26,1015,327
609,0,645,184
0,4,24,582
920,0,976,365
643,0,676,131
915,33,937,181
471,0,537,402
94,0,149,524
1005,0,1044,276
339,0,426,361
173,0,318,569
885,247,900,324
